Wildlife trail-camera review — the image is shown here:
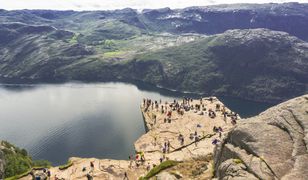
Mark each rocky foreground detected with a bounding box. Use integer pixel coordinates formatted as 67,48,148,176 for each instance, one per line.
214,94,308,179
17,97,237,180
4,94,308,179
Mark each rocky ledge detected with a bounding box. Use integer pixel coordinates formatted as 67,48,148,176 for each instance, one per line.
135,97,237,167
214,94,308,180
19,97,238,180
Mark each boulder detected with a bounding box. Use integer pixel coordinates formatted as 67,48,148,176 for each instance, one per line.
214,94,308,179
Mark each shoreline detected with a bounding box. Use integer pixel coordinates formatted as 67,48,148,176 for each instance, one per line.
0,79,282,104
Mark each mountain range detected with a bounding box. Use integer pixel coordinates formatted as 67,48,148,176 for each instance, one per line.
0,2,307,102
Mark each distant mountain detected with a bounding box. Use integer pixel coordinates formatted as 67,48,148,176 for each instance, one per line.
0,3,307,102
63,29,306,103
1,3,308,40
0,23,93,80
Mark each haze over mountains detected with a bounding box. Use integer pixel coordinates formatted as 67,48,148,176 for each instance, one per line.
0,2,307,102
2,0,308,11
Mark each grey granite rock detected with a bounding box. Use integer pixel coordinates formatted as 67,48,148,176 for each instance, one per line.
214,94,308,179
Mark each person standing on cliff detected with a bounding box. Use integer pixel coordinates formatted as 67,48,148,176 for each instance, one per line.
123,172,129,180
90,161,94,171
47,170,51,180
128,155,133,168
153,114,157,125
167,140,171,153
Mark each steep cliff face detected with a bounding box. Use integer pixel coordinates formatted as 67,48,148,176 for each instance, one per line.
214,94,308,179
135,29,308,103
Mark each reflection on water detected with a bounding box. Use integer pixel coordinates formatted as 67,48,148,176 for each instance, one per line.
0,82,273,165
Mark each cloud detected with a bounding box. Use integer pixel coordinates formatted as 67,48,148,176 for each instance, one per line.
0,0,307,10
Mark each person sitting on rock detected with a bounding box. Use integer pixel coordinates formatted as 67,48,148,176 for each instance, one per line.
195,136,199,146
140,151,145,162
135,154,140,161
178,134,184,145
213,126,218,133
167,111,172,118
47,170,51,179
212,138,220,145
162,147,166,154
189,133,194,140
146,163,151,171
209,109,216,118
231,119,237,125
159,157,164,163
86,173,93,180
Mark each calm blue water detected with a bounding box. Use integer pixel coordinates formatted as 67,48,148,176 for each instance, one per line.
0,82,273,165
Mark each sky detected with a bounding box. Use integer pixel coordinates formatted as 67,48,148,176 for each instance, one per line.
0,0,307,11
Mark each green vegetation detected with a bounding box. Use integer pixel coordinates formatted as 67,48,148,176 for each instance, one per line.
58,160,73,170
104,51,126,58
2,141,32,178
4,169,32,180
233,158,243,164
32,160,52,168
0,18,307,102
139,160,179,180
69,33,79,44
1,141,51,179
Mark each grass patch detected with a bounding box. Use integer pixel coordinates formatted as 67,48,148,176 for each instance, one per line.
103,51,126,58
4,169,32,180
233,158,243,164
139,160,179,180
58,160,73,170
32,160,52,168
69,33,79,44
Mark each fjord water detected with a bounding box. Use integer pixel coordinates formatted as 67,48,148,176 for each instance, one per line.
0,82,272,165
